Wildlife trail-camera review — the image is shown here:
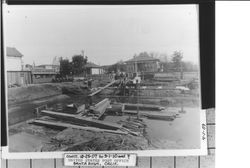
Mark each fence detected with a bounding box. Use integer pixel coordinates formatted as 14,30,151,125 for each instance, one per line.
33,77,53,84
7,71,32,86
155,71,199,80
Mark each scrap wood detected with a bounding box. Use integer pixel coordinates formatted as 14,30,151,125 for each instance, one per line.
120,127,141,136
76,104,86,114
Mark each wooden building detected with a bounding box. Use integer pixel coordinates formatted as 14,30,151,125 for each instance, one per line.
6,47,24,71
85,62,104,75
6,47,33,86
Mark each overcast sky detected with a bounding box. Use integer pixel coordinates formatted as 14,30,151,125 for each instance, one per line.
3,4,199,66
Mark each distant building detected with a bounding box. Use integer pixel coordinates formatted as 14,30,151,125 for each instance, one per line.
125,55,160,73
6,47,24,71
31,65,59,83
36,64,60,73
85,62,104,75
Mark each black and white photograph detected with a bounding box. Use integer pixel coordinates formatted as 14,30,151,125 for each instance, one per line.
2,4,206,158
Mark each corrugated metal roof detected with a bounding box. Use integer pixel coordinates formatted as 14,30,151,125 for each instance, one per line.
126,55,159,63
6,47,23,57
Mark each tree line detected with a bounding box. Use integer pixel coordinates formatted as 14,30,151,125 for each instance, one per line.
106,51,199,73
59,54,88,77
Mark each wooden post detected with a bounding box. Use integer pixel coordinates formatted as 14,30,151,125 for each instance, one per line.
136,81,140,119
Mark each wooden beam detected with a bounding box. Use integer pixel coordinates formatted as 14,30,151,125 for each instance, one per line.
88,80,117,97
90,98,111,120
116,103,165,111
99,95,199,101
28,119,127,135
40,110,122,130
122,109,178,121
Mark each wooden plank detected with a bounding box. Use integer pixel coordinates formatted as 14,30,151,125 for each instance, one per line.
55,159,72,168
122,110,176,121
100,95,199,101
207,125,215,148
122,109,176,116
40,110,122,130
120,103,165,111
88,80,117,96
200,153,215,168
128,157,150,168
90,98,111,120
33,159,54,168
176,156,198,168
107,87,178,91
30,119,127,135
206,109,215,124
208,148,216,155
8,160,30,168
1,159,6,168
152,157,174,168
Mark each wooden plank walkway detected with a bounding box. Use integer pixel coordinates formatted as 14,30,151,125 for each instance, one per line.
88,80,117,97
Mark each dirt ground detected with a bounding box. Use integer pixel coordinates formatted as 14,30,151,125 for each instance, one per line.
41,128,149,152
7,82,91,105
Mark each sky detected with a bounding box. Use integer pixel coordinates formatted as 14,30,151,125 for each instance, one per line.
3,4,199,66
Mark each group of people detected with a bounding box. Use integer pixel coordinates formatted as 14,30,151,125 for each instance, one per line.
110,71,129,82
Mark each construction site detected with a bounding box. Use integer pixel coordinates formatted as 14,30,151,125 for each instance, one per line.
7,68,201,152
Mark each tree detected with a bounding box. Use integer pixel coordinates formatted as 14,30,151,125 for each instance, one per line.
59,58,72,77
71,55,88,75
138,51,150,57
107,61,126,73
172,51,183,79
172,51,183,71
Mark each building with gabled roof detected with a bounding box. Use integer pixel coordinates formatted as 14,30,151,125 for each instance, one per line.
6,47,24,71
125,55,160,74
85,62,104,75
